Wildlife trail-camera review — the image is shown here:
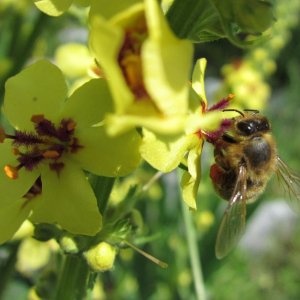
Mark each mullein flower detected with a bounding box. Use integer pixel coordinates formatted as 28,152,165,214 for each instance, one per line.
89,0,193,135
54,43,102,94
33,0,90,16
55,43,96,80
0,60,141,244
142,59,230,209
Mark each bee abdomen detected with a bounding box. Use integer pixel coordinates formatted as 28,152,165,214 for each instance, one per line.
244,136,271,168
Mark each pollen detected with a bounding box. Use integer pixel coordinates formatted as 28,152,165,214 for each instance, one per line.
31,114,45,124
227,93,235,101
4,164,19,179
121,54,143,90
42,150,60,159
66,120,76,132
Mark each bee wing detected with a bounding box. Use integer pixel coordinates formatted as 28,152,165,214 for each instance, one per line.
276,157,300,212
215,165,247,259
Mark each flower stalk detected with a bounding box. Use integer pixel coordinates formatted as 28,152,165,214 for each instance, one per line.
54,254,92,300
181,185,206,300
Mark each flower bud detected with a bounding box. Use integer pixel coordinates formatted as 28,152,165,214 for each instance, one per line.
60,236,79,254
84,242,116,272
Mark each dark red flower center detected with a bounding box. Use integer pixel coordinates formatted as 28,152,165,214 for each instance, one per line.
1,114,83,179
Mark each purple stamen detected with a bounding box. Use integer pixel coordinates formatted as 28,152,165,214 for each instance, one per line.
207,94,234,112
13,131,44,146
56,119,75,142
34,118,58,138
204,119,232,143
18,152,44,171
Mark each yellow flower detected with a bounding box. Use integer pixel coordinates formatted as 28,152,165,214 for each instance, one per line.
33,0,90,16
89,0,193,135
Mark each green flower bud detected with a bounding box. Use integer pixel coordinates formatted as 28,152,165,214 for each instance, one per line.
84,242,116,272
60,236,79,254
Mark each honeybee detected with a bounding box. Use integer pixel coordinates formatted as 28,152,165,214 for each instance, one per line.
209,109,300,259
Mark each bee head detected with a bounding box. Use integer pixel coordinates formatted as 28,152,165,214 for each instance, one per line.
236,115,271,136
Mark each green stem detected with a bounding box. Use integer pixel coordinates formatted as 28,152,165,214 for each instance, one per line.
181,201,206,300
54,254,92,300
0,242,20,299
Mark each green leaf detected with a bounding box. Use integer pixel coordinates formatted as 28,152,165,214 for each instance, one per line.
166,0,224,42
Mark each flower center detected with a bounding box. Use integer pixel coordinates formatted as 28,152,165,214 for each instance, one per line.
1,114,83,179
118,15,150,101
197,94,235,143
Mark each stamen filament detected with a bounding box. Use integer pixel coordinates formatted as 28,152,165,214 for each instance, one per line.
0,127,17,142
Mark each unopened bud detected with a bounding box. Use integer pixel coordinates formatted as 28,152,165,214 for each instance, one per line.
84,242,116,272
60,236,79,254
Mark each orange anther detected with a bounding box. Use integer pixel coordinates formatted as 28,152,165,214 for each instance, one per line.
42,150,60,159
121,54,143,90
31,114,45,123
67,120,76,131
227,94,235,100
4,165,18,179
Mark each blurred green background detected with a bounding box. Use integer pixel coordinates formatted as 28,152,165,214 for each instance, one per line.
1,1,300,299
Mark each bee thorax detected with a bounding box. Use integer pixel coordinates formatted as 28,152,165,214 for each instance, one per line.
243,136,272,168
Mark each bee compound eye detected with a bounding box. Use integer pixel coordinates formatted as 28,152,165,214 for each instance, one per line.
258,119,270,131
237,121,255,135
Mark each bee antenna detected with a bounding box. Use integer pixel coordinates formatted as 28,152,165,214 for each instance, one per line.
222,109,244,117
243,109,260,114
